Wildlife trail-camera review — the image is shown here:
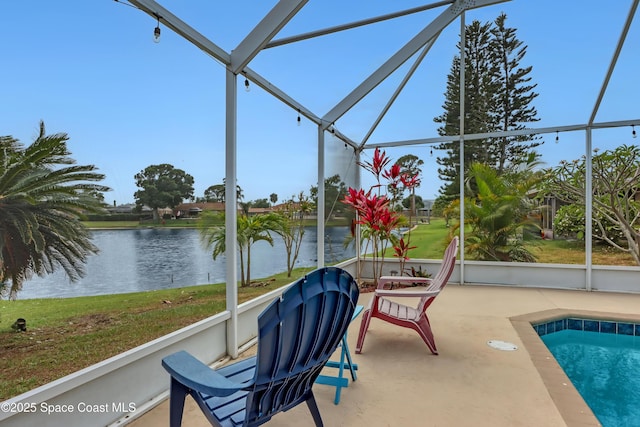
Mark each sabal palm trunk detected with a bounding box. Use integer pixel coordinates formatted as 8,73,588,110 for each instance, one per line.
239,250,246,287
246,244,251,286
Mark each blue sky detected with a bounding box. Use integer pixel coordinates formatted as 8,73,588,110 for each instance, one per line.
1,1,639,205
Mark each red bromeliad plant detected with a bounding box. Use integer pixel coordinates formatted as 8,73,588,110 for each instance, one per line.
343,148,421,285
392,237,417,274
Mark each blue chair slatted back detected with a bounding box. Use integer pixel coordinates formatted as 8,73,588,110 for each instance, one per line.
245,267,359,424
161,267,359,427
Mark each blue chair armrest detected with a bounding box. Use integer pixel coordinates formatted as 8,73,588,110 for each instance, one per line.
162,350,254,397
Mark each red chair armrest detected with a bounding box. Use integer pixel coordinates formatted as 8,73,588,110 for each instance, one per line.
374,289,440,298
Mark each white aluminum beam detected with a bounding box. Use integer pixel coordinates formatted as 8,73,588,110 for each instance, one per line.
360,38,437,147
367,118,640,149
224,69,239,358
589,0,638,125
331,128,360,150
243,67,321,125
317,125,325,267
243,67,360,150
584,128,593,291
458,11,466,285
266,1,454,48
127,0,230,65
321,0,510,129
231,0,308,74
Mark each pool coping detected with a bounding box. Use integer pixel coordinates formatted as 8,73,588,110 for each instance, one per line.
510,309,640,427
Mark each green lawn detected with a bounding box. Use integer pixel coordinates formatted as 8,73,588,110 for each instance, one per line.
404,219,457,259
402,218,635,265
0,267,319,400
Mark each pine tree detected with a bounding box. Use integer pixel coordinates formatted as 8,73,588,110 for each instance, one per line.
433,14,540,200
434,20,496,200
489,13,541,174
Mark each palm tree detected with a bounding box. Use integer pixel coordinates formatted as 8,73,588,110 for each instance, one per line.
395,154,424,217
0,122,109,299
461,154,543,262
270,193,313,277
200,212,283,286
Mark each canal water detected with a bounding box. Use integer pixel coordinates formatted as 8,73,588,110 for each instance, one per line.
18,227,354,299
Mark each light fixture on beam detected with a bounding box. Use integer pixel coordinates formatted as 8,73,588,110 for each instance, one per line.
633,124,637,139
297,109,301,126
244,75,250,92
153,15,161,43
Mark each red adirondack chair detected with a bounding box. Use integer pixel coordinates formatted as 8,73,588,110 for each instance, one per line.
355,236,459,355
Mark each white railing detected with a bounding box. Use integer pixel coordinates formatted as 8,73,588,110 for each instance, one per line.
351,257,640,293
1,257,638,426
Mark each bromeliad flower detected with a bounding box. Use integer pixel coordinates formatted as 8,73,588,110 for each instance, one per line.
393,237,417,261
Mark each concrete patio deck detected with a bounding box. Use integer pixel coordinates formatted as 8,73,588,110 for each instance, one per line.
130,284,640,427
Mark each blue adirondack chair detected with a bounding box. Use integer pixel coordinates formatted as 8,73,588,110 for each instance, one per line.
161,267,360,427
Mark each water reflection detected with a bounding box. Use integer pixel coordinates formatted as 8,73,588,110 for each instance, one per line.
19,227,353,299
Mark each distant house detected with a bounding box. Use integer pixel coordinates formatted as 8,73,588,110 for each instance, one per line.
174,202,241,218
157,207,174,218
271,202,301,212
106,203,152,214
526,191,570,239
270,202,317,220
245,202,319,219
247,206,273,215
106,203,134,214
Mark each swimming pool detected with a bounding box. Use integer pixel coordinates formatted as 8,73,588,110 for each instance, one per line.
535,318,640,427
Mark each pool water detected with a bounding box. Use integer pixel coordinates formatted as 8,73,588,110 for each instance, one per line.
541,329,640,427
